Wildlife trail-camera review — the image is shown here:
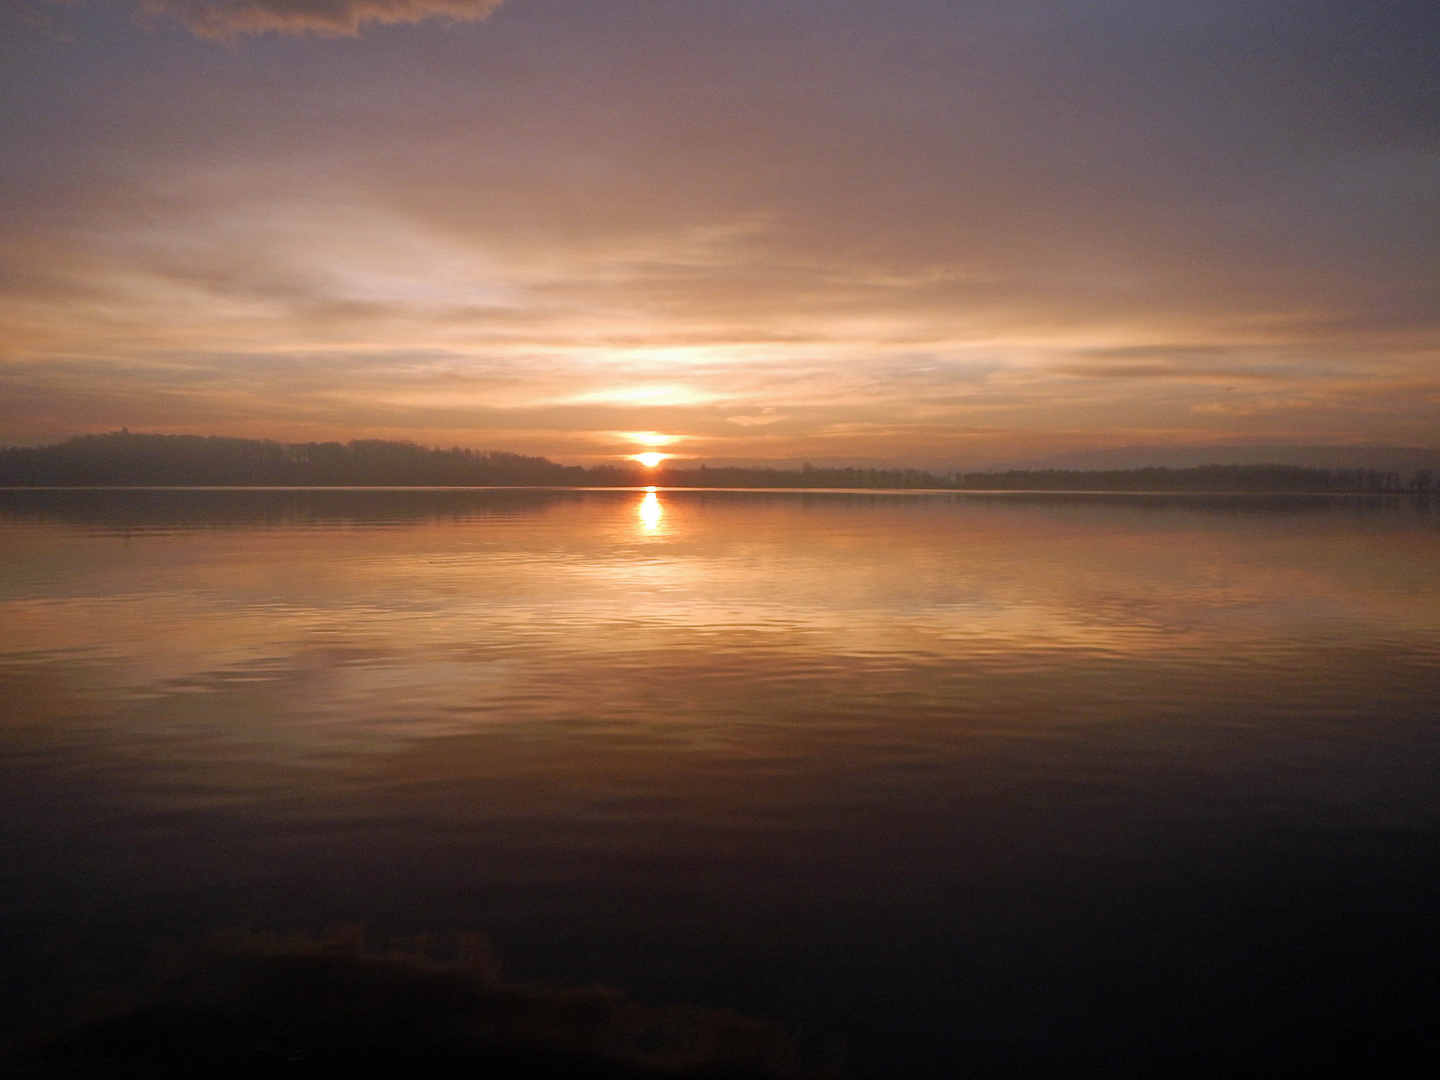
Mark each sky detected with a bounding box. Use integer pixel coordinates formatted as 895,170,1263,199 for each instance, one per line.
1,0,1437,467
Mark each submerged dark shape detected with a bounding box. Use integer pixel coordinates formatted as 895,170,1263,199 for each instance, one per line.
3,929,820,1079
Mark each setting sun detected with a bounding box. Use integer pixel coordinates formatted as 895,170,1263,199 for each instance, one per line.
633,453,667,468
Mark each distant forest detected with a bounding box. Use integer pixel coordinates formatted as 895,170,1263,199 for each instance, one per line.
0,432,1432,492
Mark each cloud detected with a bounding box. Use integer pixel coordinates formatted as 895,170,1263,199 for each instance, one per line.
137,0,504,39
1052,363,1274,382
725,410,786,427
6,1,1439,460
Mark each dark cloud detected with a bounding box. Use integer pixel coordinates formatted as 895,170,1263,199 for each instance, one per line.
137,0,504,38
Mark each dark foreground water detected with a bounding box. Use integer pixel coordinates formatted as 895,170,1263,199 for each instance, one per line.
2,488,1438,1077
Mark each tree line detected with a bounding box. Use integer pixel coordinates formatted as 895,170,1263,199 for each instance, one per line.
0,433,587,487
0,432,1430,492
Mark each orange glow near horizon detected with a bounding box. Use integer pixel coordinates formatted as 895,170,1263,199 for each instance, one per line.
633,453,667,468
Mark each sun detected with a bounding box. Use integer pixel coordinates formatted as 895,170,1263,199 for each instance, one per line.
632,452,667,468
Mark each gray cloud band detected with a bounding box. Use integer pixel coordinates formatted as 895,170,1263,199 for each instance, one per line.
137,0,505,38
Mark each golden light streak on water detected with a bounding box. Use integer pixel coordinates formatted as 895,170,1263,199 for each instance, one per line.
638,488,663,532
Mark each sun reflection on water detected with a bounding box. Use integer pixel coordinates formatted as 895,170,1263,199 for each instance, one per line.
638,488,663,534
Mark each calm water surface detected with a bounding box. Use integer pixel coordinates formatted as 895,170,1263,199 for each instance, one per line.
2,489,1439,1076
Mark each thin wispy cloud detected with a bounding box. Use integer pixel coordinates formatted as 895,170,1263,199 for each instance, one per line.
135,0,505,38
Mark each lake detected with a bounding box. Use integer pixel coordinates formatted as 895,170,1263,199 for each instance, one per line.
2,488,1438,1076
